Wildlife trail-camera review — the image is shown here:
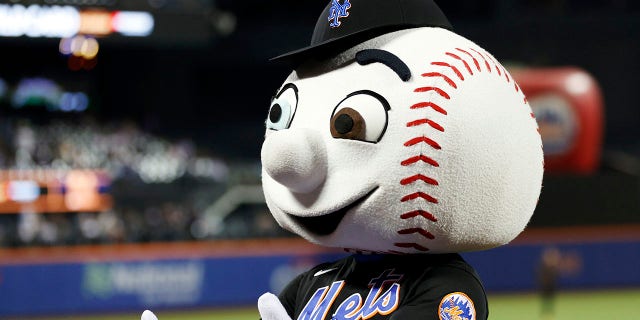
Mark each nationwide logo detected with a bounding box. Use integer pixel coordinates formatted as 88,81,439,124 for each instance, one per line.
298,269,403,320
82,261,204,305
328,0,351,28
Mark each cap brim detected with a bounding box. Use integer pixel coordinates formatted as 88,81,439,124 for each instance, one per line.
270,24,440,66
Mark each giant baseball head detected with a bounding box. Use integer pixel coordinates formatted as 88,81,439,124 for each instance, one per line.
261,0,543,254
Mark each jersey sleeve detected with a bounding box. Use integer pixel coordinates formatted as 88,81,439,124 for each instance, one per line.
277,272,305,318
390,265,488,320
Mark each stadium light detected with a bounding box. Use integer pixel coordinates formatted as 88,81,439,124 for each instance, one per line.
0,4,154,38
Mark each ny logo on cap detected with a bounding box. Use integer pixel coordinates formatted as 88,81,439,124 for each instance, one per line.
328,0,351,28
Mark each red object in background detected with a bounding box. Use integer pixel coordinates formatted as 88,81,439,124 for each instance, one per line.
512,67,604,174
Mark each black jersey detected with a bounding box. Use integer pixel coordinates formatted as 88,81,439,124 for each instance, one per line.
278,253,487,320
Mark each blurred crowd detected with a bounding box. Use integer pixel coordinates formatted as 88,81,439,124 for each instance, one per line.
0,118,228,183
0,118,290,248
0,201,290,248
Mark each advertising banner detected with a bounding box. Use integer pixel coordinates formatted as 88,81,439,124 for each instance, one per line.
1,237,638,317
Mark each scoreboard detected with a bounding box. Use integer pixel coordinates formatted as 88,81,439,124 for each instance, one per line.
0,0,220,44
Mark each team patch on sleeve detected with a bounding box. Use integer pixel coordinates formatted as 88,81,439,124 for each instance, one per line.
438,292,476,320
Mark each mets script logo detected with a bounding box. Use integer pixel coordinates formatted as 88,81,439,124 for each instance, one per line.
328,0,351,28
438,292,476,320
298,269,402,320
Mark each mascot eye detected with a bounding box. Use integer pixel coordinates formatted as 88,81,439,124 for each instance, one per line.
267,84,298,130
330,90,390,143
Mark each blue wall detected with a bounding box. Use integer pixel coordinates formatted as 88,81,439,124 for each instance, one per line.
1,240,638,317
463,241,640,291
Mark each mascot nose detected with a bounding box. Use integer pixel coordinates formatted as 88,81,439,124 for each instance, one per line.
261,128,328,193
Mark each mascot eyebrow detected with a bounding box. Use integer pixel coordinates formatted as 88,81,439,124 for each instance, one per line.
355,49,412,82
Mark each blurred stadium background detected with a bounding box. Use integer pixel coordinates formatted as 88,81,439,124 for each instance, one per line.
0,0,639,319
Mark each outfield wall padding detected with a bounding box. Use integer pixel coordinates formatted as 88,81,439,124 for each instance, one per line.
0,228,638,317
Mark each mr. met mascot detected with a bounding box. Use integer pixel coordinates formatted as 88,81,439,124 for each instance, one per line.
258,0,543,319
140,1,542,320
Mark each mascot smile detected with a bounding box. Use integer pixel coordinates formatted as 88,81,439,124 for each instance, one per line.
258,0,543,319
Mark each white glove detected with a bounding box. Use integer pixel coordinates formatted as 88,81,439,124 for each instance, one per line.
141,309,159,320
258,292,292,320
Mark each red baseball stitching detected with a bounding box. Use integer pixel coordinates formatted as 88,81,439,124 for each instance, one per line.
400,174,439,186
407,119,445,132
410,102,447,115
404,136,441,149
421,72,458,88
469,47,492,73
430,62,464,80
394,242,429,252
396,46,534,253
400,210,437,222
455,48,481,72
443,47,526,102
489,55,509,83
401,192,438,204
484,52,502,76
446,52,473,75
398,228,436,240
414,86,450,99
401,155,439,167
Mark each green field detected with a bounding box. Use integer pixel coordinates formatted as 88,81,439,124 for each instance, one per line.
17,289,640,320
